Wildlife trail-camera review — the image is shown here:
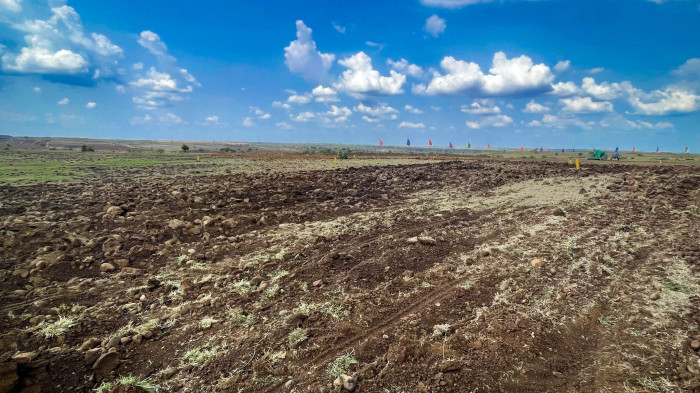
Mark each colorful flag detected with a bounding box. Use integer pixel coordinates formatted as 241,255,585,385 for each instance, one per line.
562,148,565,152
632,146,636,152
547,148,551,152
656,146,659,153
406,139,410,146
685,146,689,153
539,147,543,152
379,139,383,147
487,143,491,149
520,146,524,152
428,139,433,147
468,142,471,149
449,142,453,149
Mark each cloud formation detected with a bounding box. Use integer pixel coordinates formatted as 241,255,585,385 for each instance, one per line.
414,52,554,96
284,20,335,83
424,15,446,38
334,52,406,97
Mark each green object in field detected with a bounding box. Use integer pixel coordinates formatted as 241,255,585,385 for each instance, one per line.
587,150,608,160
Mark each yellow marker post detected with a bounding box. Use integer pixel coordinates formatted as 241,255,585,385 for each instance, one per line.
568,159,573,165
196,155,200,162
575,159,580,170
334,157,338,164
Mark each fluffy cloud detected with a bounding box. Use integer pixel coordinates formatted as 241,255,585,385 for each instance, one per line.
419,0,493,8
291,112,316,122
325,105,352,122
424,15,446,38
414,52,554,96
0,0,21,12
287,94,312,104
404,105,424,114
554,60,570,73
627,87,699,115
362,115,380,123
334,52,406,97
250,106,271,119
1,5,122,78
461,99,501,114
204,115,219,124
398,121,425,128
559,96,613,113
581,77,626,100
523,100,550,113
466,114,513,129
57,97,69,105
550,81,580,96
588,67,605,74
284,20,335,83
387,58,424,78
242,116,256,127
272,101,292,110
86,102,96,109
312,85,340,103
276,122,293,130
529,114,595,130
138,31,174,61
354,103,398,119
131,67,190,92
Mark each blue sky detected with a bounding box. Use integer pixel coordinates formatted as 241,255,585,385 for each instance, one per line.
1,0,699,151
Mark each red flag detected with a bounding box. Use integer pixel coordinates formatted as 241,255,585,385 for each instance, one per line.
632,146,636,152
428,139,433,147
548,148,551,152
379,139,383,147
487,143,491,150
520,146,524,152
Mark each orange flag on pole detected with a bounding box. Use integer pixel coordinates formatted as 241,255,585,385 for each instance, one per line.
632,146,636,152
428,139,433,147
379,139,383,147
520,146,524,152
487,143,491,150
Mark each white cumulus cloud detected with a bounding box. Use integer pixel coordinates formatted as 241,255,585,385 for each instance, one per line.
424,15,446,38
554,60,570,73
550,81,580,96
334,52,406,97
627,87,699,115
242,116,256,127
414,52,554,96
404,105,424,114
57,98,69,105
461,99,501,114
559,96,613,113
465,114,513,129
387,58,424,78
284,20,335,83
86,102,96,109
138,31,174,61
523,100,550,113
0,0,22,12
399,121,425,128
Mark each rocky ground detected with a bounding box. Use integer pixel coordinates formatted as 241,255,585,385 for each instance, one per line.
1,154,699,393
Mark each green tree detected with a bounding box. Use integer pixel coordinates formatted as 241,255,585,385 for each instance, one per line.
181,144,190,153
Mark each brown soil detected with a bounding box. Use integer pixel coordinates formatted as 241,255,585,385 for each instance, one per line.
1,156,699,393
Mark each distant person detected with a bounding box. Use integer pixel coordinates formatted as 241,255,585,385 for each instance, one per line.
613,147,620,160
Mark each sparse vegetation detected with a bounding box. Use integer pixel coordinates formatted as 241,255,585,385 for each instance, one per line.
288,327,308,348
327,350,359,378
38,316,76,338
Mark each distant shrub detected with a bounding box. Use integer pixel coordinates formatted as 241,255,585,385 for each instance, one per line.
220,147,234,152
80,145,94,152
156,148,165,154
337,148,351,159
181,144,190,153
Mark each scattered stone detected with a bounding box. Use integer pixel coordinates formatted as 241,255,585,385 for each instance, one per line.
346,189,358,197
107,336,121,349
84,348,101,365
102,238,121,253
100,263,115,273
120,336,131,345
133,334,143,345
418,236,437,245
12,352,35,365
381,194,389,200
439,360,462,373
105,206,124,217
552,371,566,379
79,338,100,351
416,382,428,393
168,219,188,230
114,259,129,268
406,237,418,244
530,258,543,268
12,269,29,278
333,374,356,391
312,280,323,287
650,292,661,301
93,352,120,374
691,340,700,351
